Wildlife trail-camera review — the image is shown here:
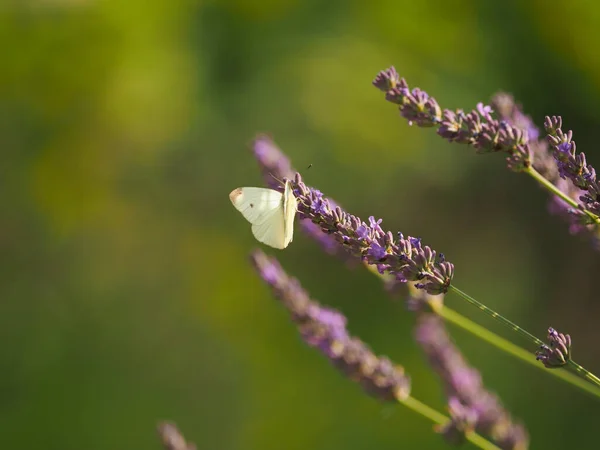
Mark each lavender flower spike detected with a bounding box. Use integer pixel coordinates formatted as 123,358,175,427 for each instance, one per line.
290,173,454,294
544,116,600,221
373,66,441,127
373,67,531,172
536,327,572,368
416,314,529,449
251,249,411,401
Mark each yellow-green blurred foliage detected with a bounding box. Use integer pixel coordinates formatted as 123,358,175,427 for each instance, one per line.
2,0,600,448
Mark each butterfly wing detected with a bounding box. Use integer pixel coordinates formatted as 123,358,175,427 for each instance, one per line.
282,180,298,247
250,208,286,249
229,187,283,224
229,187,287,249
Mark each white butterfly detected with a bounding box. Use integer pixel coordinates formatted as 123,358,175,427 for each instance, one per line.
229,180,298,249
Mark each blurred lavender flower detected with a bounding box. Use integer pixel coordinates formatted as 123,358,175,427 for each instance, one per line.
289,173,454,294
547,177,592,235
491,93,540,143
492,95,599,246
373,67,531,172
544,116,600,219
536,327,572,368
251,249,411,401
491,93,552,184
157,422,196,450
437,396,478,445
252,135,354,260
415,314,529,449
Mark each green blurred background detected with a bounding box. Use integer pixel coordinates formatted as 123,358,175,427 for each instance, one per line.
2,0,600,448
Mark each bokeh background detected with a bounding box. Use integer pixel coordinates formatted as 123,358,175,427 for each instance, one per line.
3,0,600,448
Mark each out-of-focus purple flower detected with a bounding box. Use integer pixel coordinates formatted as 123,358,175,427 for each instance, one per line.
492,94,600,246
290,173,454,295
157,422,196,450
253,134,294,189
250,249,411,402
544,116,600,219
492,93,540,143
436,396,478,445
548,178,591,235
416,314,528,449
536,327,571,368
251,135,356,260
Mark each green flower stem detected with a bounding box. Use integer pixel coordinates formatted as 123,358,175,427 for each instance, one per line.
399,396,501,450
438,305,600,400
526,166,600,224
567,360,600,389
363,264,600,399
448,285,544,347
448,285,600,391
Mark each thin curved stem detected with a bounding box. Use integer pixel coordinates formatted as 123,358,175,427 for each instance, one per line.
439,306,600,400
363,263,600,400
448,285,544,347
567,360,600,389
448,284,600,391
526,166,600,223
399,396,500,450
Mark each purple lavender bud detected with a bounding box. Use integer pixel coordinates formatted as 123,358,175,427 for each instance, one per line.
384,78,411,105
291,173,454,294
476,102,494,120
385,87,404,105
437,112,464,142
535,327,572,368
250,249,411,402
367,241,388,261
543,115,562,135
544,116,600,218
157,422,196,450
372,66,400,92
399,88,442,127
416,314,529,449
424,261,454,295
505,144,532,172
